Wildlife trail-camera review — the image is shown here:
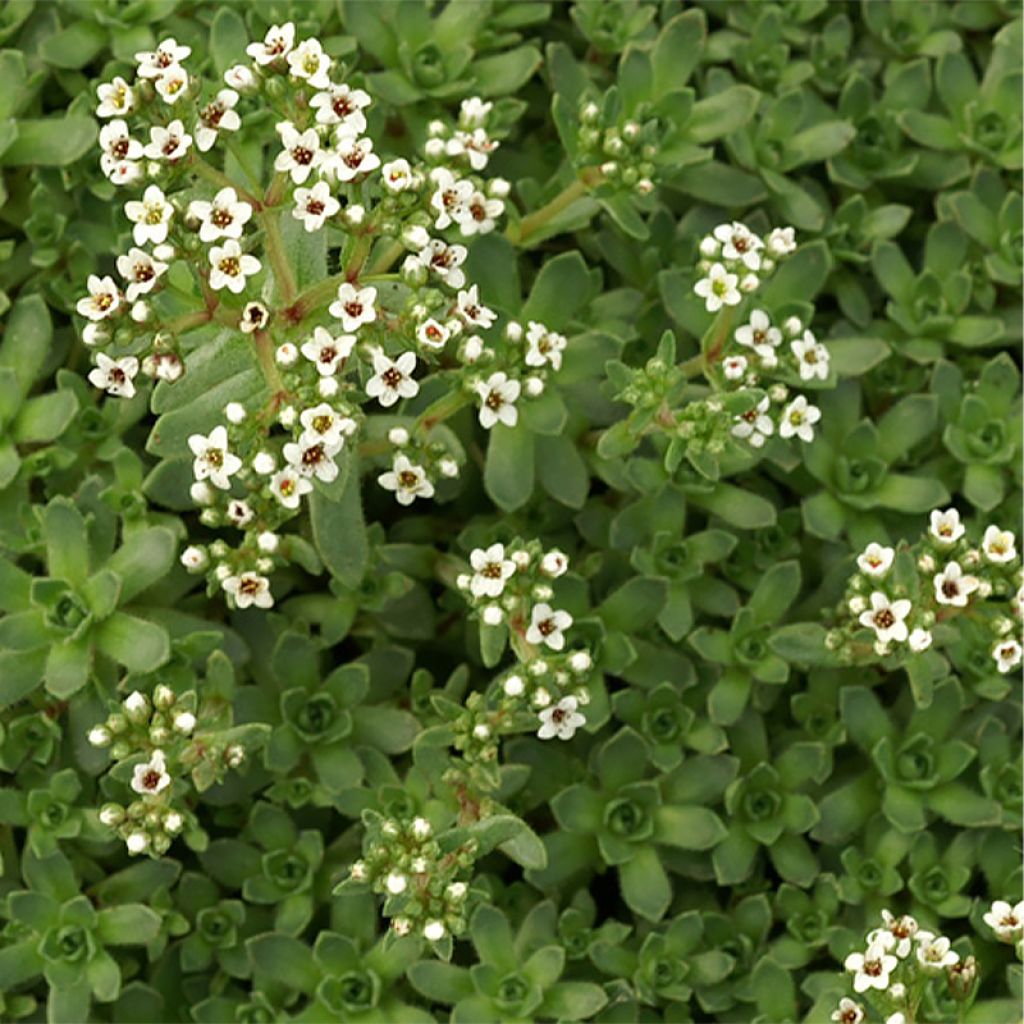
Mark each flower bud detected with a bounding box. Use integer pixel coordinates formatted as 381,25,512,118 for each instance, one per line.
99,803,124,826
88,725,112,747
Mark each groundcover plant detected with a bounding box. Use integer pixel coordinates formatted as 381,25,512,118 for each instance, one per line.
0,1,1020,1022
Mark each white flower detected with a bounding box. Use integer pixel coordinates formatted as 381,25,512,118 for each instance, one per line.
88,725,112,747
525,321,567,372
858,592,912,644
844,942,897,993
135,37,190,78
982,525,1016,564
983,899,1024,942
222,572,274,609
418,239,468,288
126,832,150,854
868,911,919,958
469,544,516,598
164,811,184,833
451,190,501,237
284,434,344,483
310,82,371,130
299,404,355,447
992,638,1022,674
124,184,173,246
116,247,168,303
447,128,498,171
274,122,323,184
915,934,958,973
154,64,189,104
430,168,473,229
791,331,830,381
180,546,208,571
886,1015,906,1024
99,119,144,178
287,38,332,89
246,22,295,65
713,221,764,270
694,262,741,312
96,76,134,118
526,603,573,651
456,285,496,330
188,426,242,490
384,872,407,895
76,274,121,321
857,543,895,577
188,187,253,242
88,353,139,399
208,240,261,294
378,455,435,505
224,64,256,91
460,96,493,127
416,318,450,350
933,562,979,607
270,468,313,509
779,395,821,442
766,226,797,256
292,180,340,232
475,372,520,429
173,711,196,734
908,628,933,652
537,697,586,740
131,749,171,795
226,499,254,527
366,351,419,408
196,89,241,151
569,651,592,673
929,508,965,545
381,158,414,192
144,119,192,161
423,920,446,942
830,997,864,1024
735,309,782,354
731,396,774,449
327,134,381,182
300,326,357,376
240,302,270,334
722,355,748,380
329,283,377,332
540,550,569,577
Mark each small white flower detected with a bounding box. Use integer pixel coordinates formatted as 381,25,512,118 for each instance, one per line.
454,190,503,237
274,121,323,184
222,572,274,609
447,127,498,171
460,96,493,127
992,638,1022,674
124,184,172,246
418,239,468,288
982,525,1016,564
329,283,377,332
292,180,340,232
933,562,979,607
430,168,473,230
732,396,774,449
76,274,121,321
253,453,276,477
766,226,797,256
240,302,270,335
131,749,171,795
791,331,830,381
188,187,253,242
537,696,586,740
366,350,419,408
310,82,371,131
540,550,569,578
96,76,134,118
224,64,256,91
469,543,516,599
270,468,313,509
196,89,241,151
283,434,344,483
504,674,525,697
378,454,435,505
287,37,332,89
844,942,897,993
456,285,496,330
246,22,295,65
180,546,208,571
188,426,242,490
713,221,764,271
143,119,192,161
868,911,919,959
929,508,965,545
154,64,189,104
299,403,355,447
857,543,895,577
908,628,933,652
859,592,912,644
208,240,261,294
830,997,864,1024
779,395,821,442
526,603,573,651
723,355,748,380
694,262,741,313
423,920,446,942
88,353,139,399
983,900,1024,942
257,531,279,554
475,372,520,429
116,247,168,303
329,134,380,181
226,499,254,526
135,37,191,78
735,309,782,355
300,325,356,376
525,321,567,372
381,157,414,192
416,318,450,350
915,934,958,973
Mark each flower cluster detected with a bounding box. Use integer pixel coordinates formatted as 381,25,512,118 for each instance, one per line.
575,98,656,197
835,909,976,1024
694,222,797,313
828,508,1022,673
344,812,473,946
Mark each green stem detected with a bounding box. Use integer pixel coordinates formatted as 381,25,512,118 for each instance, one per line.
260,208,297,306
507,168,601,246
414,389,471,436
344,233,373,280
190,155,259,207
365,238,405,277
166,309,212,335
252,329,284,394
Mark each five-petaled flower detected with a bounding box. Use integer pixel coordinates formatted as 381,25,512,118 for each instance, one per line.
791,331,830,381
188,426,242,490
188,187,253,242
475,372,521,429
779,395,821,442
526,603,573,651
124,184,173,246
329,283,377,332
310,82,371,131
293,181,341,232
378,454,435,505
732,396,774,448
469,543,517,599
301,326,356,376
537,697,586,741
274,121,324,184
144,119,192,161
859,592,911,644
208,240,261,293
694,262,741,313
222,572,274,609
270,468,313,509
844,942,897,993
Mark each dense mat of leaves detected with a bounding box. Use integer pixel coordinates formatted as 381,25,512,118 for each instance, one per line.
0,1,1021,1022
